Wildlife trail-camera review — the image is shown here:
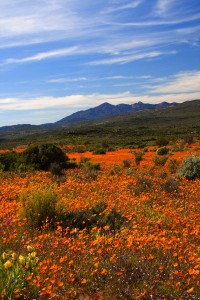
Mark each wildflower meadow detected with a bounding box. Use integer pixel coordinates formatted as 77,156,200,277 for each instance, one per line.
0,142,199,299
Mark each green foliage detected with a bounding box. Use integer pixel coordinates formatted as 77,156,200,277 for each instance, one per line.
134,176,152,196
0,144,76,172
156,137,169,147
133,152,143,165
57,201,126,234
171,144,181,152
178,155,200,180
79,157,101,180
168,158,179,173
184,134,194,145
79,158,101,171
93,148,106,155
163,178,179,193
50,162,63,176
22,144,69,171
0,247,39,299
20,185,58,228
154,155,168,166
157,146,169,155
0,162,5,171
0,151,18,171
123,159,131,168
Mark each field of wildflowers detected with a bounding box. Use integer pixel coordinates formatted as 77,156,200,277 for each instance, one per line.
0,142,199,299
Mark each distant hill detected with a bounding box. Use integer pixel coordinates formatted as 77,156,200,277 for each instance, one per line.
0,99,199,148
55,101,176,125
0,101,176,132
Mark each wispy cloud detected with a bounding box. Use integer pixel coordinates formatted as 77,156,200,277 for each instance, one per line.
108,13,200,27
48,77,88,83
0,91,199,114
88,50,176,65
103,0,143,13
148,70,200,93
154,0,177,16
3,47,79,64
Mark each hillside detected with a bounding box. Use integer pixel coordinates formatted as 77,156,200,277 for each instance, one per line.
55,101,175,125
0,99,199,148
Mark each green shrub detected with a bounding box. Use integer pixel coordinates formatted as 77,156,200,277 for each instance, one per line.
133,152,143,165
20,185,58,228
0,151,18,171
156,137,169,147
171,144,180,152
0,162,5,171
163,178,179,193
168,159,179,173
79,158,100,180
157,146,169,155
21,144,69,171
123,159,131,168
178,155,200,180
50,162,63,176
134,176,152,196
154,155,168,166
158,171,167,179
184,134,194,145
93,148,106,155
57,201,126,234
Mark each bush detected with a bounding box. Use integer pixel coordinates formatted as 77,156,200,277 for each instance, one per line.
22,144,69,171
57,201,126,234
133,152,143,165
154,155,168,166
168,159,179,173
20,185,58,228
123,159,131,168
163,178,179,193
93,148,106,155
157,146,169,155
184,135,194,145
178,155,200,180
50,162,63,176
0,151,18,171
156,137,169,147
134,176,152,196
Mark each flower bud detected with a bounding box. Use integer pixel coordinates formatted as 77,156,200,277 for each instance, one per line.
12,252,17,260
2,252,7,260
27,245,33,252
19,255,26,266
30,251,37,258
4,260,12,269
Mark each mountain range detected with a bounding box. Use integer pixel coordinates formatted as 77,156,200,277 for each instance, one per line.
0,101,176,132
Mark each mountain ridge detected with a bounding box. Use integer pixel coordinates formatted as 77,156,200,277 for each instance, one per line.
0,100,180,132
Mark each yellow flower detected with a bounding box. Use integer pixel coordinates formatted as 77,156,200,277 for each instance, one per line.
19,255,26,265
30,251,37,258
12,252,17,260
2,252,7,260
27,245,33,252
4,260,12,269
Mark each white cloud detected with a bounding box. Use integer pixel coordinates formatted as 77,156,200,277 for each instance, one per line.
4,47,79,64
103,0,143,13
109,13,200,27
149,71,200,93
88,51,176,65
0,91,199,114
47,77,87,83
154,0,177,16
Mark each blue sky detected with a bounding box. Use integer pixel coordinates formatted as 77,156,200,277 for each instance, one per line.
0,0,200,126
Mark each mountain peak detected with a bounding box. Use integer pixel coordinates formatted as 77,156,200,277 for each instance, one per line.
55,101,176,125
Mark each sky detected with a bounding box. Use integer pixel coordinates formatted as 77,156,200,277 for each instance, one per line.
0,0,200,126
